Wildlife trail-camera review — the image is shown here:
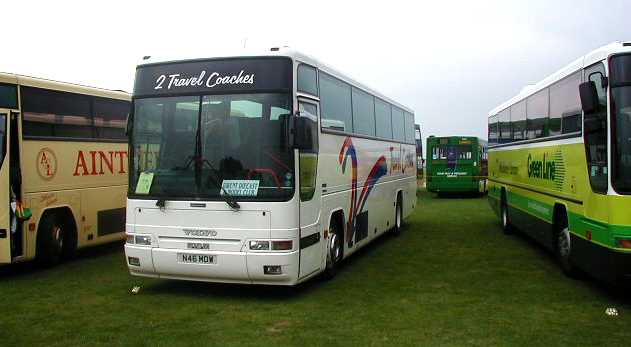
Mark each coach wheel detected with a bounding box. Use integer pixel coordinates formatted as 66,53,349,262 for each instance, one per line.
500,197,512,235
393,196,403,236
323,221,342,280
36,213,65,266
556,218,579,277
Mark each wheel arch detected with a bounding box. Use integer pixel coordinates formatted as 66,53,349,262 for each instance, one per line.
552,202,570,230
327,208,345,238
394,188,404,209
326,208,345,257
36,205,79,255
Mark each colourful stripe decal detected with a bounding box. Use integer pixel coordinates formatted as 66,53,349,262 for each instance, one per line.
339,137,388,246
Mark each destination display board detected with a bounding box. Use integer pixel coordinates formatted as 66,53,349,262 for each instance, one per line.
133,57,292,97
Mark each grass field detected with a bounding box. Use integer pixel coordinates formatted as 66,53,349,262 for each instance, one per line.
1,190,630,346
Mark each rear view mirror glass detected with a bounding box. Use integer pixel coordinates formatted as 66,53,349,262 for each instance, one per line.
579,81,599,114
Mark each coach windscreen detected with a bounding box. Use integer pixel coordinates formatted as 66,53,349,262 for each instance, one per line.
611,55,631,194
129,57,295,201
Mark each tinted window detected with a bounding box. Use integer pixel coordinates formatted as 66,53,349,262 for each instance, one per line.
0,114,6,167
550,72,582,135
404,112,415,143
612,86,631,193
297,64,318,96
319,73,352,132
0,84,18,109
375,98,392,139
583,63,608,193
231,100,262,118
351,87,376,136
611,56,631,194
22,87,93,138
527,89,549,139
94,98,130,140
434,145,472,160
499,108,511,143
610,54,631,86
391,107,405,141
511,100,526,141
488,115,499,144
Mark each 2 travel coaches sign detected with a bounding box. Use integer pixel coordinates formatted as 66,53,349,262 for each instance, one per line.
154,70,255,91
133,57,292,96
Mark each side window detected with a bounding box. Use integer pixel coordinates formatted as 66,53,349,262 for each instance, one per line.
550,71,582,135
319,72,352,132
93,98,130,140
375,98,392,139
511,100,526,141
499,108,511,143
391,106,405,142
583,62,608,193
404,112,415,143
22,87,93,138
0,84,18,109
488,115,499,144
297,64,318,96
351,87,376,136
526,88,549,139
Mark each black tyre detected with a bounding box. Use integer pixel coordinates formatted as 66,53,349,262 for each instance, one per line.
323,220,343,280
556,214,579,277
392,195,403,236
36,213,66,266
500,195,513,235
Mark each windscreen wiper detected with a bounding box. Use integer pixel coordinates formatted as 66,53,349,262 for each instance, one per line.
172,155,196,171
200,159,241,210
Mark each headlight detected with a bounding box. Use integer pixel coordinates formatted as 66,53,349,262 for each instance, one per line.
135,235,152,246
126,234,135,244
249,240,270,250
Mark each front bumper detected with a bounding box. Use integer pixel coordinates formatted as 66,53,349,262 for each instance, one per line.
125,245,300,285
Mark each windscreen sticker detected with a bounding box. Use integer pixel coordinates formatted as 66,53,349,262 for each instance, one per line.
135,172,154,194
221,180,259,197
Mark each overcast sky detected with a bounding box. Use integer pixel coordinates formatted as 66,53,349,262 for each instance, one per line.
3,0,631,144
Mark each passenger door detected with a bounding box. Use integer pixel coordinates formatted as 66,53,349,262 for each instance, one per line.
0,111,11,263
297,100,323,278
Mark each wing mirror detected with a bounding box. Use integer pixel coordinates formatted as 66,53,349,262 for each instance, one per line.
580,72,608,114
579,81,600,114
292,111,318,151
125,113,133,137
279,110,318,151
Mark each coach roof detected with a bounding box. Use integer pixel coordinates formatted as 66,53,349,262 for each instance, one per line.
0,72,130,101
489,41,631,117
138,47,414,114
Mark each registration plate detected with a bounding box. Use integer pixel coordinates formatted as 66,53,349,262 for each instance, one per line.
178,253,215,264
